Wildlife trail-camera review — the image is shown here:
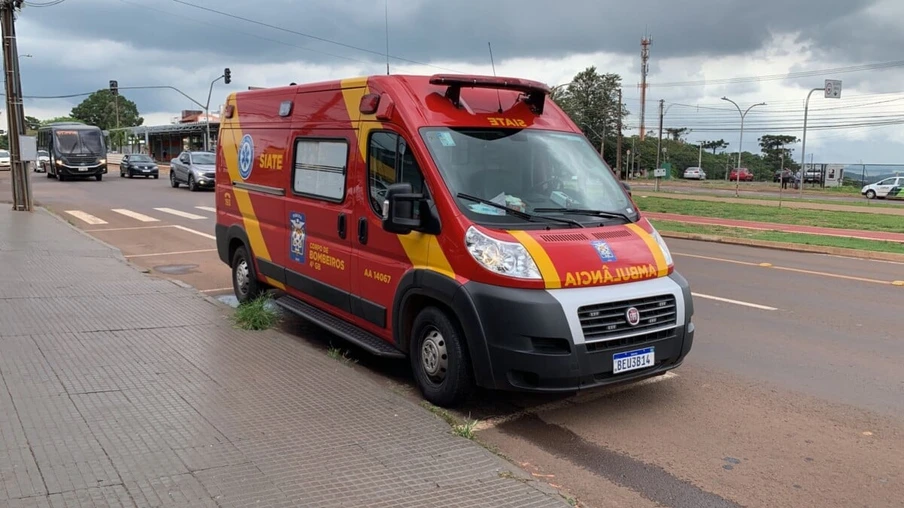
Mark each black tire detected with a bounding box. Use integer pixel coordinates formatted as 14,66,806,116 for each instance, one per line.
46,169,53,178
188,174,198,192
231,246,264,304
410,306,474,407
153,175,159,179
127,170,133,178
95,174,103,181
170,171,179,188
119,169,124,177
866,190,877,199
58,173,66,182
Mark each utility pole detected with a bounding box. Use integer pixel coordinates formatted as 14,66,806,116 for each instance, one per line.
698,141,704,169
616,88,623,179
2,0,30,211
655,99,664,170
638,34,652,140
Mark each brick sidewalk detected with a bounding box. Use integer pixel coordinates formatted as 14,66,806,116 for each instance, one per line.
0,208,568,508
645,212,904,243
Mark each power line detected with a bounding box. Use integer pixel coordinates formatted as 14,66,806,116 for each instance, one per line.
168,0,463,73
117,0,373,67
23,0,66,6
650,59,904,88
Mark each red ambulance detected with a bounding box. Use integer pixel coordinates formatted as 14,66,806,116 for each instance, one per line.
215,74,695,407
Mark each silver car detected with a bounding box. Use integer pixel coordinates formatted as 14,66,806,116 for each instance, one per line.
169,151,216,191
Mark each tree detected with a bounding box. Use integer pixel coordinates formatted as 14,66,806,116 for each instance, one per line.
24,116,41,133
70,90,143,131
665,127,689,141
702,139,728,154
550,66,630,168
758,134,799,171
40,115,79,126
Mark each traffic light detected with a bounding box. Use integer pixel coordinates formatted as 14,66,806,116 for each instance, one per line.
109,80,118,96
224,68,231,85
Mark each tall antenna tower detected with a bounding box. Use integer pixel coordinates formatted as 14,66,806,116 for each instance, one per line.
638,34,652,140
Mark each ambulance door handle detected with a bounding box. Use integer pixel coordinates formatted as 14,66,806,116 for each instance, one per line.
337,213,346,239
357,217,368,245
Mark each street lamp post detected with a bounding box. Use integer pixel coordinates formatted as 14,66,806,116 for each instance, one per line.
721,97,766,197
799,79,842,198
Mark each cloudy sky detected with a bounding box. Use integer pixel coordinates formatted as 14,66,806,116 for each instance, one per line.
12,0,904,165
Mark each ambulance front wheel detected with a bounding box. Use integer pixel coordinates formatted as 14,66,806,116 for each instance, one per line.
232,246,264,303
410,306,474,407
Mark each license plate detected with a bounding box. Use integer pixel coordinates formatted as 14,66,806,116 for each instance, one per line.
613,347,655,374
78,167,88,172
142,169,150,173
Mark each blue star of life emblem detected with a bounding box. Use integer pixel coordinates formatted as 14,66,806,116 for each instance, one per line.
238,134,254,180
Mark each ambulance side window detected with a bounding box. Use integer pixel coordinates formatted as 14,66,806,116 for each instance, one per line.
292,138,349,202
367,131,426,214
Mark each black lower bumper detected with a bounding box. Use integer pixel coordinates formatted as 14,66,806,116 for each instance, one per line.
457,273,694,393
58,164,106,176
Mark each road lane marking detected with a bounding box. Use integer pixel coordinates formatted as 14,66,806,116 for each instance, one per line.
473,372,678,432
195,206,216,212
154,208,207,220
125,249,217,258
691,292,777,311
172,225,216,240
200,287,233,293
89,225,175,232
111,209,159,222
65,210,108,225
674,252,896,286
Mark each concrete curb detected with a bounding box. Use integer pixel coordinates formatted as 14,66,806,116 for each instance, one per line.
660,230,904,263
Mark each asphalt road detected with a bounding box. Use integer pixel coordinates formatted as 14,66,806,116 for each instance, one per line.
0,167,232,297
3,169,903,507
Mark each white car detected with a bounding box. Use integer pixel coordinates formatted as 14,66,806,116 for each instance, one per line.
861,176,903,199
0,150,10,170
683,167,706,180
33,150,50,172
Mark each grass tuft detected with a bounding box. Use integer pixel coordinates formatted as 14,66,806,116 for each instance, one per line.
327,345,358,366
232,294,280,331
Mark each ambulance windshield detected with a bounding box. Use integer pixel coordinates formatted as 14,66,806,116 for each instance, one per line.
420,128,635,226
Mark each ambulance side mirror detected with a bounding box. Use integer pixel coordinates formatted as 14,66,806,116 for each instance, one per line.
382,182,425,234
621,181,632,197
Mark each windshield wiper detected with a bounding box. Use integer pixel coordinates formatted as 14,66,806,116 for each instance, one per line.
532,207,632,223
457,193,584,228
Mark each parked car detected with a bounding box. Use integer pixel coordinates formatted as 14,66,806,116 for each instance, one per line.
170,151,216,191
861,176,903,199
120,153,160,179
683,167,706,180
0,149,10,171
729,167,754,182
803,168,823,184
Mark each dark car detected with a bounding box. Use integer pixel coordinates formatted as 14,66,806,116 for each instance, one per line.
170,151,216,191
120,154,159,179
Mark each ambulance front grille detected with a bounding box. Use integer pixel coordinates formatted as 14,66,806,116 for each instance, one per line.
578,294,677,342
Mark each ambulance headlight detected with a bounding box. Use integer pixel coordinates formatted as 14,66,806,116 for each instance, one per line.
465,226,541,280
650,226,674,267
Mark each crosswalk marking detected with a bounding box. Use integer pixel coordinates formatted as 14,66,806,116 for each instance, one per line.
111,209,159,222
195,206,216,213
153,208,207,220
65,210,108,225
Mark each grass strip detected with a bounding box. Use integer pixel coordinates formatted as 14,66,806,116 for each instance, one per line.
651,220,904,255
635,196,904,233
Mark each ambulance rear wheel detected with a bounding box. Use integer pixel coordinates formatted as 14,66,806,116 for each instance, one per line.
410,306,473,408
232,246,264,304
